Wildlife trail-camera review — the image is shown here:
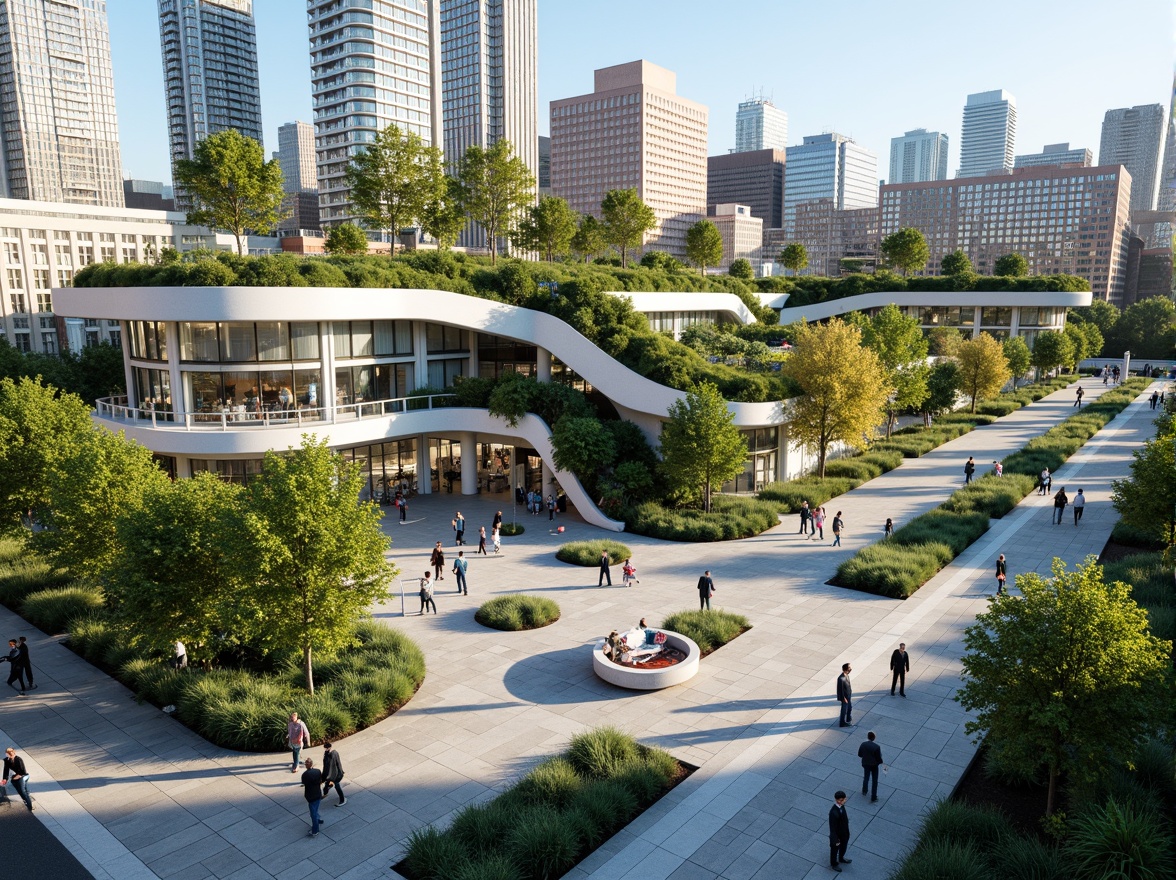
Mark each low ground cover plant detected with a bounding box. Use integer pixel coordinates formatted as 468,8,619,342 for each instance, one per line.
626,494,779,541
659,609,750,655
475,595,560,631
400,727,685,880
555,539,633,565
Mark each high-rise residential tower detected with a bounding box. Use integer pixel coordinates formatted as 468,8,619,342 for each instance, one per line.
1014,143,1092,169
274,121,320,232
159,0,263,186
550,61,708,258
888,129,948,183
783,133,878,229
1159,75,1176,213
0,0,124,206
1099,104,1165,213
440,0,538,248
957,90,1016,178
308,1,442,228
734,98,787,153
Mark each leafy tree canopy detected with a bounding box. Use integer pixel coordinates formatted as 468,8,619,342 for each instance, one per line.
658,382,747,512
324,222,369,255
956,333,1011,411
600,189,656,268
728,258,754,281
781,242,808,276
993,252,1029,277
1031,330,1075,375
571,214,607,264
926,326,964,358
1069,299,1119,337
1112,416,1176,547
684,219,723,273
860,303,930,435
1002,335,1031,381
455,138,536,263
923,359,961,417
1104,296,1176,360
940,250,973,276
880,227,930,276
513,195,577,262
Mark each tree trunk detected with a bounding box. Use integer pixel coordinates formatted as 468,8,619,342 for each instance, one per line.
1046,767,1058,816
818,447,827,479
886,408,894,439
303,644,314,695
703,479,711,514
234,231,245,257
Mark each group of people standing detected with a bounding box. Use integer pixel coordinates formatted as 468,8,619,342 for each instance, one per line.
419,510,508,613
288,713,345,837
2,635,34,695
798,502,845,547
523,490,557,520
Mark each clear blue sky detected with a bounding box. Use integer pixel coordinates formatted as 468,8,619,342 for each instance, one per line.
110,0,1174,185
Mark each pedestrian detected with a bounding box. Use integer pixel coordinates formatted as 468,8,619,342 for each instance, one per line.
431,541,445,581
320,742,346,807
622,558,639,587
287,712,311,773
477,525,488,555
492,524,502,554
883,518,894,539
1053,486,1068,525
889,642,909,696
995,554,1008,595
828,791,851,871
813,506,826,540
1102,367,1109,386
837,662,853,727
454,512,465,546
452,551,468,595
992,460,1003,478
3,639,26,695
831,511,844,547
858,732,884,802
173,639,187,670
548,495,556,521
16,637,34,689
598,550,612,587
1074,386,1084,407
964,456,976,484
1072,488,1085,525
301,758,324,836
799,500,811,535
1151,390,1160,410
493,509,503,532
1039,468,1051,495
3,747,32,811
419,572,437,614
399,495,407,522
697,570,715,611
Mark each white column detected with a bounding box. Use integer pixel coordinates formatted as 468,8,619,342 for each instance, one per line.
321,324,335,420
121,320,137,407
172,455,191,479
416,433,431,495
165,322,183,416
536,346,551,382
459,431,478,495
1009,307,1021,341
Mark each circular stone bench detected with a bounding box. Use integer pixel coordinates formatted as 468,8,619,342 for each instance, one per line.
592,630,700,690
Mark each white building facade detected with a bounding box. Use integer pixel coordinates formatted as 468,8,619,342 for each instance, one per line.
888,129,948,184
734,98,788,153
958,89,1017,178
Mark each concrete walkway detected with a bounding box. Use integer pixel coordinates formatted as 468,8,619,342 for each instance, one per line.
0,378,1162,880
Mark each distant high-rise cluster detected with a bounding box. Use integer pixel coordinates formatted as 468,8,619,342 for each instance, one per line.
274,121,320,232
734,98,788,153
1099,104,1165,213
889,129,949,184
957,90,1017,177
1014,143,1092,169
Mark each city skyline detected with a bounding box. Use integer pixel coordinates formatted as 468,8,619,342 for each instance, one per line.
105,0,1173,186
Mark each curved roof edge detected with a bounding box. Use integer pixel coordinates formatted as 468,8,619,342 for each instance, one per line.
607,291,759,324
774,289,1093,324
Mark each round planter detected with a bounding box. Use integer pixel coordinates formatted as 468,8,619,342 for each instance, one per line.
592,629,700,690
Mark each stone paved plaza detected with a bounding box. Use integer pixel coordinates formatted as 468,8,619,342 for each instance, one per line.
0,378,1163,880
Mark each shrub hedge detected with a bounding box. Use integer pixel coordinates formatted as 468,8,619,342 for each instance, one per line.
20,583,104,634
837,379,1149,598
555,539,633,565
475,595,560,631
400,727,682,880
625,494,779,541
0,537,70,609
659,609,750,655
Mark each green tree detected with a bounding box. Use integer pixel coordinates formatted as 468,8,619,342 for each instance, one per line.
783,318,890,477
1062,322,1089,371
1076,320,1104,359
1070,299,1120,338
957,557,1171,815
781,242,808,277
993,252,1029,277
685,219,724,273
324,222,369,255
0,377,94,531
839,257,865,275
1104,296,1176,359
455,139,536,263
922,359,961,421
173,129,286,256
926,326,964,358
550,415,617,483
67,342,128,404
658,382,747,513
940,250,973,276
243,436,395,693
571,214,606,263
1002,336,1031,382
1112,419,1176,547
600,188,656,268
421,177,467,251
861,303,930,437
956,333,1012,412
345,123,445,254
1031,330,1075,377
36,427,171,578
728,258,754,280
879,227,930,276
512,195,577,261
108,474,249,662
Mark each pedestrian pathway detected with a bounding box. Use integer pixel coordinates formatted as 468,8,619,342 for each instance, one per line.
0,378,1162,880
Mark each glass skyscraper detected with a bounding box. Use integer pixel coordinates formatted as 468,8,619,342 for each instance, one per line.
308,0,442,229
957,90,1016,178
0,0,124,206
734,98,787,153
784,133,878,231
1099,104,1165,213
889,129,948,183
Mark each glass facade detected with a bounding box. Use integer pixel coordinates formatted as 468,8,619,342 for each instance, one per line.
722,427,778,494
179,322,321,362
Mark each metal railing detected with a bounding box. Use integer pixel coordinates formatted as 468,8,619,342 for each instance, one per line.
94,393,457,432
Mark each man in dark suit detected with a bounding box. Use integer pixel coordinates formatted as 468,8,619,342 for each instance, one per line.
837,662,853,727
321,741,346,806
828,790,851,871
890,643,909,697
598,551,612,587
697,570,714,610
858,731,883,802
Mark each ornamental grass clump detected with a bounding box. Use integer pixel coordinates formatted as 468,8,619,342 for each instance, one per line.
475,594,560,631
20,583,104,634
626,495,779,541
1062,798,1174,880
659,609,750,654
555,539,632,566
887,840,993,880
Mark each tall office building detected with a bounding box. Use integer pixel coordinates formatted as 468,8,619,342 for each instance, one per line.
707,149,786,229
440,0,538,248
537,136,551,193
1160,84,1176,212
276,122,318,193
0,0,124,206
1099,104,1165,212
550,61,708,258
734,98,787,153
308,1,442,228
159,0,263,191
783,133,878,230
957,90,1016,178
888,129,948,183
1014,143,1092,169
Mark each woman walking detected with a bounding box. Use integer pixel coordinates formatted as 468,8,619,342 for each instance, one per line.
419,572,437,614
477,525,488,556
492,524,502,555
995,554,1007,595
812,507,826,541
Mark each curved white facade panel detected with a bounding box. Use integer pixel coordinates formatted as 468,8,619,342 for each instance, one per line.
774,289,1091,325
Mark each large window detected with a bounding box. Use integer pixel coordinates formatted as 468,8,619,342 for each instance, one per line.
180,322,320,362
918,307,975,327
980,307,1012,327
427,358,464,388
426,322,465,353
134,367,172,412
191,459,265,485
129,321,168,361
335,320,413,358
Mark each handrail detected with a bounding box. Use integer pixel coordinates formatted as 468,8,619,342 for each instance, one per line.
93,393,458,432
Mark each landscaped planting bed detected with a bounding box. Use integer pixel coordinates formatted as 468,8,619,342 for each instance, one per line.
475,594,560,631
835,379,1149,598
626,494,780,541
398,727,689,880
555,538,633,565
659,609,750,655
